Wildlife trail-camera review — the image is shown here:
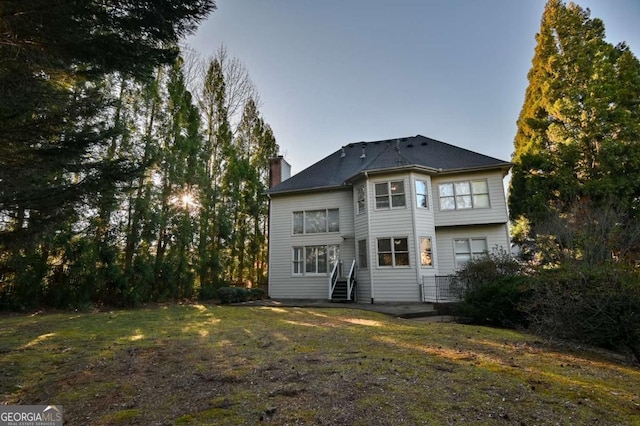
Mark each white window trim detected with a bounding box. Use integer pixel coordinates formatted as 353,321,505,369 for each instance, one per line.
292,247,304,275
357,238,368,269
374,180,407,210
356,184,366,215
292,208,340,235
453,237,488,268
376,237,410,268
415,179,429,209
438,179,490,211
419,236,434,268
292,244,340,276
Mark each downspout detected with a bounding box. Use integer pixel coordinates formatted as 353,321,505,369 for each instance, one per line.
365,172,375,303
266,193,272,297
411,174,421,301
502,175,513,254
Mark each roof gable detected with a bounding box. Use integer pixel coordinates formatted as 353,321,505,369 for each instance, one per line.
269,135,511,195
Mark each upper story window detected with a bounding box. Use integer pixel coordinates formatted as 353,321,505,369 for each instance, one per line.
356,185,366,214
375,180,406,209
377,237,409,267
415,180,429,208
438,179,489,210
293,209,339,234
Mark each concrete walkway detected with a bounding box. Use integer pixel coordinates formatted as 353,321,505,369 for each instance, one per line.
233,298,456,322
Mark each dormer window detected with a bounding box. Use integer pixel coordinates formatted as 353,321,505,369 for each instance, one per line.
375,180,406,209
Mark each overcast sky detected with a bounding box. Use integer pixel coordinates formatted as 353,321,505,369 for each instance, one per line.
186,0,640,175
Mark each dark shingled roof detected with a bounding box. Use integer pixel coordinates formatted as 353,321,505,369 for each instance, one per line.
269,135,511,195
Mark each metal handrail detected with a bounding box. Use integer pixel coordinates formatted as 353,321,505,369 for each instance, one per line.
347,259,357,301
329,260,340,299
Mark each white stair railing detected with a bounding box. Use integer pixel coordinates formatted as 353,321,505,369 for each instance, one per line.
328,260,340,299
347,259,357,301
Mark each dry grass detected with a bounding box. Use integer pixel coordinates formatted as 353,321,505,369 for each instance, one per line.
1,304,640,425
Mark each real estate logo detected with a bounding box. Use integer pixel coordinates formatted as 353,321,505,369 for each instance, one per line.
0,405,63,426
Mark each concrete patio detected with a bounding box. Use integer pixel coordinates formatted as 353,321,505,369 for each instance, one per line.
233,298,455,322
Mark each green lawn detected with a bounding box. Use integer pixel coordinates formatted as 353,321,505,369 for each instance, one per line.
1,304,639,425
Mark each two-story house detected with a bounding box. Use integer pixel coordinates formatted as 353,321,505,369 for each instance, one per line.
267,135,512,303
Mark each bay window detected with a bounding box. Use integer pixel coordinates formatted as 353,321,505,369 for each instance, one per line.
357,239,368,269
377,237,409,267
375,180,406,209
356,184,366,214
415,180,429,208
420,236,433,267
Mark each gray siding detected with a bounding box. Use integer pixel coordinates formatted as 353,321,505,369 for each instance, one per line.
268,168,510,302
432,171,508,227
268,189,355,299
434,224,510,275
368,174,420,302
352,178,371,302
411,173,438,280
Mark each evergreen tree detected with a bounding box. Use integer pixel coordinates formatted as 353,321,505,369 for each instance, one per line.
0,0,216,245
196,58,233,288
0,24,280,307
154,59,202,299
509,0,640,234
1,1,215,308
235,99,278,285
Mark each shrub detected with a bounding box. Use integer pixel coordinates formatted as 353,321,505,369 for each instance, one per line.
526,262,640,363
454,248,530,328
216,286,267,304
199,284,218,301
249,287,266,300
455,275,531,328
456,247,524,289
216,287,238,304
217,287,250,304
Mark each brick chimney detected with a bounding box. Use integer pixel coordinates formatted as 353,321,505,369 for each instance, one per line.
269,155,291,188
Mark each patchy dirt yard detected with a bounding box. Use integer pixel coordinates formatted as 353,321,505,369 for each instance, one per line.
1,304,639,425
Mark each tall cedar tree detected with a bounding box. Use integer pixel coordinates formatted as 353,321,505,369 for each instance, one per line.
0,0,215,246
509,0,640,231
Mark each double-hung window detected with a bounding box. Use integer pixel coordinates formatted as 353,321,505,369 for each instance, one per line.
357,239,368,269
377,237,409,267
375,180,406,209
438,180,489,210
292,247,304,274
293,209,339,234
415,180,429,208
306,246,328,274
454,238,488,267
420,236,433,267
293,245,340,275
356,185,366,214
